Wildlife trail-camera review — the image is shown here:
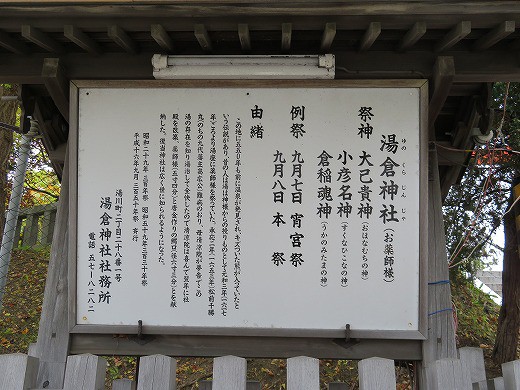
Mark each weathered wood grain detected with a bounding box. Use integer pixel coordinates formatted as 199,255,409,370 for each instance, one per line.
33,149,70,389
281,23,292,53
435,21,471,52
0,353,39,390
113,379,137,390
108,25,138,54
473,21,515,51
287,356,319,390
42,58,70,123
427,358,471,390
502,359,520,390
238,24,251,51
137,354,177,390
21,25,63,53
213,355,247,390
62,354,106,390
458,347,486,385
358,357,396,390
320,22,336,51
398,22,426,52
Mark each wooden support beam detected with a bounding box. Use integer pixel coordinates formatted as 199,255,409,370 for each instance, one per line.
151,24,174,52
429,56,455,138
194,24,212,52
108,25,137,54
398,22,426,52
42,58,69,123
0,30,27,54
64,25,101,56
473,21,515,51
359,22,381,52
320,22,336,52
435,21,471,53
238,23,251,52
32,150,71,389
281,23,292,53
21,25,63,53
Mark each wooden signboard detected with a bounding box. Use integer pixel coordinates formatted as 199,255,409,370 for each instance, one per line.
69,80,428,344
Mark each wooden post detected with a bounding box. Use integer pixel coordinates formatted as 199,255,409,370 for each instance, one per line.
487,377,505,390
32,150,71,388
502,359,520,389
212,355,247,390
358,357,396,390
137,354,177,390
328,383,348,390
458,347,486,385
22,213,38,246
0,353,39,390
420,146,457,388
426,358,471,390
287,356,319,390
63,354,106,390
113,378,137,390
40,208,56,245
199,380,260,389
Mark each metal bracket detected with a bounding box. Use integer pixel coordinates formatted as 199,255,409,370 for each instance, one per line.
332,324,360,350
129,319,155,346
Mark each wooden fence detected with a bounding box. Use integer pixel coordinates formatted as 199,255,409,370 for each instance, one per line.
13,203,57,248
0,347,518,389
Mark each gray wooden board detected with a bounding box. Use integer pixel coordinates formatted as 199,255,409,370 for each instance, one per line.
62,354,106,390
0,354,39,390
358,357,396,390
137,355,176,390
213,356,247,390
502,360,520,390
287,356,319,390
459,347,486,385
427,358,472,390
70,333,423,359
113,379,137,390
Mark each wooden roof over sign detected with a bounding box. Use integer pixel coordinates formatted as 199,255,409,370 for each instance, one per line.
1,0,519,195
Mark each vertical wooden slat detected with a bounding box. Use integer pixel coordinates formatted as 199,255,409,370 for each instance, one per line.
473,380,489,389
487,377,505,390
458,347,486,385
320,22,336,51
213,355,247,390
199,381,212,390
359,22,381,52
427,358,472,390
63,354,106,390
358,357,396,390
22,213,38,246
502,359,520,389
113,378,137,390
281,23,292,53
287,356,319,390
328,382,348,389
40,209,56,245
14,217,23,248
0,353,39,390
137,354,177,390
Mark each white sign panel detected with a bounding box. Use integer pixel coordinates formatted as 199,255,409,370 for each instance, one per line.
75,83,424,335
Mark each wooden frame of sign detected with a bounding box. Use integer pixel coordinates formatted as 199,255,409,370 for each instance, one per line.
68,79,428,359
